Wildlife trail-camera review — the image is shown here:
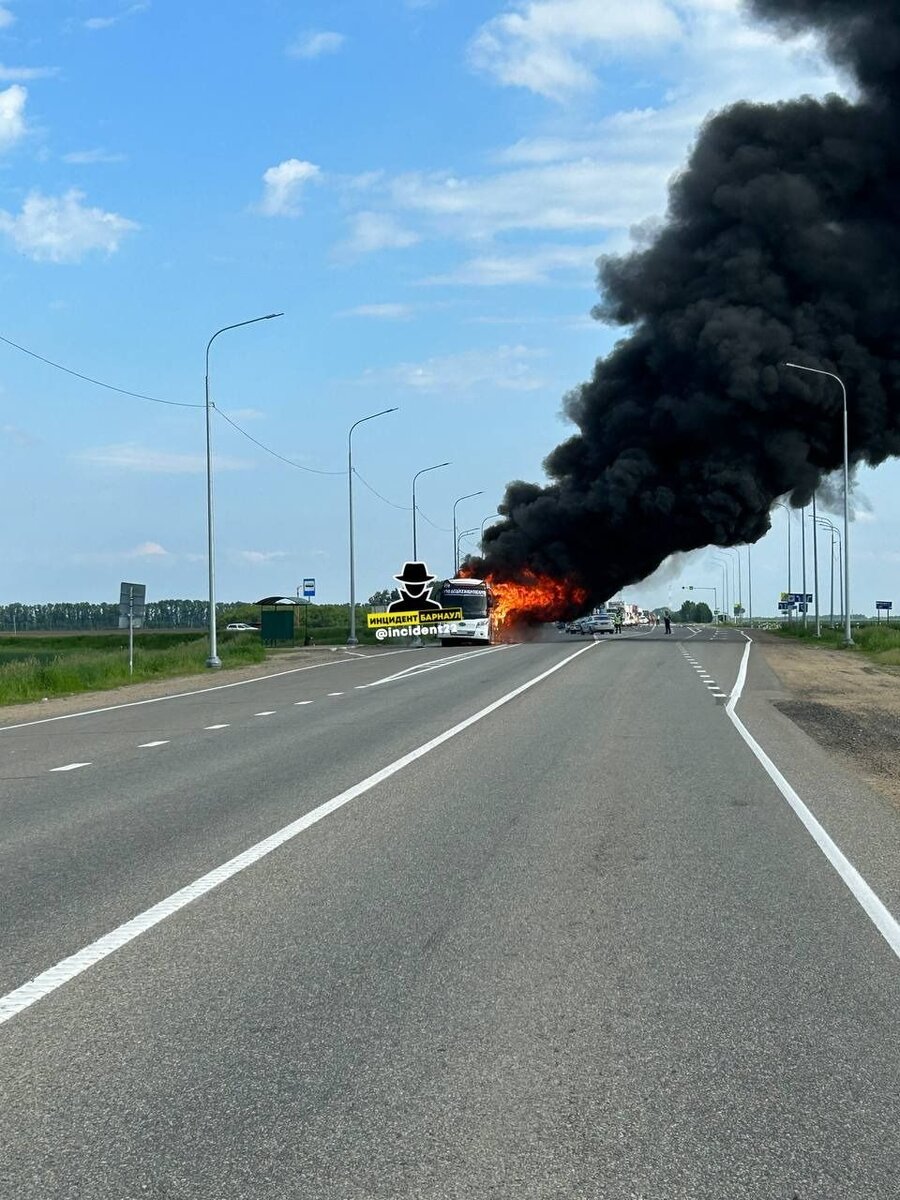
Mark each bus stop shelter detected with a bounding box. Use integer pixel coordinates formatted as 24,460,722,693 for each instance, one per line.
256,596,302,646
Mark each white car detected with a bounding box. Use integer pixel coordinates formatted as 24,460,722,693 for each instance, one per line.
226,622,258,631
587,612,615,634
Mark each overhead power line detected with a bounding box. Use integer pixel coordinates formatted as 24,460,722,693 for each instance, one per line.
353,468,410,510
0,332,202,409
353,468,451,530
215,407,345,476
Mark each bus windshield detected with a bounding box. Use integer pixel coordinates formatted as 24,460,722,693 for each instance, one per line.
440,583,489,619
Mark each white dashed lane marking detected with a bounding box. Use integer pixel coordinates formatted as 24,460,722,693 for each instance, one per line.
50,762,91,772
294,701,313,706
680,645,727,703
328,692,344,697
205,724,230,730
255,711,276,717
138,740,169,748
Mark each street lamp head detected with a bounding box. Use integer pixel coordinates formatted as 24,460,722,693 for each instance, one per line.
265,312,284,320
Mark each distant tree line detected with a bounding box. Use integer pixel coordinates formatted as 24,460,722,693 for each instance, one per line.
0,598,391,633
675,600,714,623
0,600,217,632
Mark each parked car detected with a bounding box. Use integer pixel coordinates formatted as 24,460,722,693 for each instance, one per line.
225,622,258,631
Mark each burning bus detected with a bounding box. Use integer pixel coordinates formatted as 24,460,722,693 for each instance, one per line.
442,564,590,644
438,577,495,646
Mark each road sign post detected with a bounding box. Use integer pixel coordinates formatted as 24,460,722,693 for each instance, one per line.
302,578,315,645
875,600,892,624
119,582,147,676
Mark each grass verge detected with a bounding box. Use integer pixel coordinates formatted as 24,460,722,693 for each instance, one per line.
775,622,900,666
0,633,266,706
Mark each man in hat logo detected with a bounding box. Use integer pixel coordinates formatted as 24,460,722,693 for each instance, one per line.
388,562,443,613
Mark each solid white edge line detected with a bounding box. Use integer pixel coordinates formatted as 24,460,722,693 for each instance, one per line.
0,647,423,735
0,640,598,1026
726,634,900,961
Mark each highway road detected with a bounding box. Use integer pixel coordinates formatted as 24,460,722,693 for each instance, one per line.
1,626,898,1198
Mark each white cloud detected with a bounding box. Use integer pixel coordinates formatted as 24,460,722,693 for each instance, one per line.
1,422,36,446
0,6,15,29
0,64,57,82
0,189,138,262
84,3,149,31
287,30,345,59
130,541,169,557
259,158,321,217
0,83,26,149
236,549,288,565
340,210,421,257
362,345,548,394
390,160,669,237
341,302,414,320
424,243,601,286
226,407,265,421
77,443,251,473
469,0,681,100
335,0,839,263
63,148,126,164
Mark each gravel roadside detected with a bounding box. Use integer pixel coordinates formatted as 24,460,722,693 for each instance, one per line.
753,631,900,807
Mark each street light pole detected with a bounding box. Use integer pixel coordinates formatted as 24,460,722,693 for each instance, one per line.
816,516,840,628
747,544,753,628
811,494,820,637
731,548,743,619
452,491,483,574
801,504,808,630
205,312,282,668
347,407,398,647
412,462,450,561
784,362,853,645
774,502,793,623
712,556,730,623
456,527,478,567
480,514,499,548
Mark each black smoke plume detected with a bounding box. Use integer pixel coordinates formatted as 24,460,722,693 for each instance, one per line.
477,0,900,603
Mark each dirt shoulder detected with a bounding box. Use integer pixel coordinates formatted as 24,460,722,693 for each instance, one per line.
0,645,372,728
753,631,900,807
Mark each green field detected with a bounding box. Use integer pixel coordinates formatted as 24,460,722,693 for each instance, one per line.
0,631,266,706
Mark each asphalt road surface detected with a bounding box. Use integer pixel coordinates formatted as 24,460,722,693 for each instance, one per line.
1,626,898,1198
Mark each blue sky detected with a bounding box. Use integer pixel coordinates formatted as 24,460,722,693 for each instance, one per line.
0,0,896,616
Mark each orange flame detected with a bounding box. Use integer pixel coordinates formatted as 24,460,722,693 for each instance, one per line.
487,570,588,630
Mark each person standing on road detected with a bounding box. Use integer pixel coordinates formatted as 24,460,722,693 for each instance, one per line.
664,612,672,635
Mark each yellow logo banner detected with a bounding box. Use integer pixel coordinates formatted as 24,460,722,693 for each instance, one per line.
367,608,463,629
